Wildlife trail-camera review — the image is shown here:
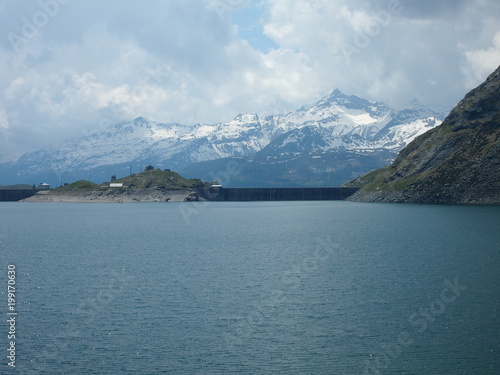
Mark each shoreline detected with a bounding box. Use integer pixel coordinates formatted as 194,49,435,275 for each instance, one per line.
346,190,500,205
21,188,201,203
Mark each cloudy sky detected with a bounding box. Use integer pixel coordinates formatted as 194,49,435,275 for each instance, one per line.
0,0,499,161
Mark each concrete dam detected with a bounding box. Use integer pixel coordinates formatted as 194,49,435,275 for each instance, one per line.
198,187,360,201
0,189,38,202
0,187,360,202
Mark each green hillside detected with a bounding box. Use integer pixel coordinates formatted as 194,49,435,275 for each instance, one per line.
110,168,211,189
48,169,214,194
345,65,500,204
51,180,101,192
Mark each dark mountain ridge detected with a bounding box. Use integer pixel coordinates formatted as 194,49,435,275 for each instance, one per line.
345,65,500,205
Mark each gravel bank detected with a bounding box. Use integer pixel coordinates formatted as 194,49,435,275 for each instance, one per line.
21,189,201,203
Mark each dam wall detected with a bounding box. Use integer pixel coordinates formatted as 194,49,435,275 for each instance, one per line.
198,187,360,201
1,187,360,202
0,189,38,202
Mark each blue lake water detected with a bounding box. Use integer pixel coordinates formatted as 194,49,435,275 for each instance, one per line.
0,201,499,374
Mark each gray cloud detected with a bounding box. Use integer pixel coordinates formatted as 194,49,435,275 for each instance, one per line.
402,0,470,19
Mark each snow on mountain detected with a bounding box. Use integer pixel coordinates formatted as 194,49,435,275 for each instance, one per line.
374,117,440,150
259,92,443,157
0,89,447,186
269,89,394,139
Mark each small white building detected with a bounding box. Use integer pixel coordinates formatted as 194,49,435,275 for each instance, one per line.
109,183,124,188
38,183,51,190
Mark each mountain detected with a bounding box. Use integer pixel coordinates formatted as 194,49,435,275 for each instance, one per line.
345,65,500,205
0,89,446,187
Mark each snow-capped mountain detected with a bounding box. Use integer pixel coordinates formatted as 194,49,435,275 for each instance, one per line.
0,89,447,187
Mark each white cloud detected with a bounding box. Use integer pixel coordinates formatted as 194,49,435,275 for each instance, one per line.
260,0,500,107
463,31,500,86
0,107,9,130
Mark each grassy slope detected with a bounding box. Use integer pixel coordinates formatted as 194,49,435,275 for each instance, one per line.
344,65,500,195
50,169,213,193
112,169,211,189
51,180,101,193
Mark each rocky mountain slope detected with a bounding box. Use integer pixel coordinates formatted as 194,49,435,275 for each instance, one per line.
0,89,445,187
346,65,500,205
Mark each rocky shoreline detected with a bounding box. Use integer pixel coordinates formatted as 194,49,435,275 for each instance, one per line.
21,188,202,203
347,190,500,205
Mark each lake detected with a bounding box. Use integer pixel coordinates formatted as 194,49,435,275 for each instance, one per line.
0,201,499,374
